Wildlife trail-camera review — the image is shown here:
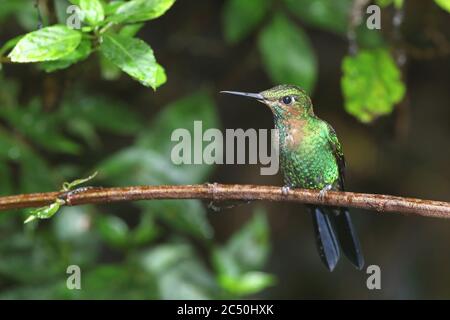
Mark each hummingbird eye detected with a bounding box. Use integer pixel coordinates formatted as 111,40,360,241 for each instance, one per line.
281,96,293,105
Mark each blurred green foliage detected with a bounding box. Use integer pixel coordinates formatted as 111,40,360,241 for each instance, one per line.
219,0,421,122
341,48,406,123
0,0,273,299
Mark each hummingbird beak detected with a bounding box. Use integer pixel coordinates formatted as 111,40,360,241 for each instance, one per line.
220,91,265,103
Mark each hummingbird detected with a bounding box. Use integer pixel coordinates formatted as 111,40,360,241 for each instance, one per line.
221,85,364,271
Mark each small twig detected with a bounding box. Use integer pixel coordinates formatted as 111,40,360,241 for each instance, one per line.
0,184,449,219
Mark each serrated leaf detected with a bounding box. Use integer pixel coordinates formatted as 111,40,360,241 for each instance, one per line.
108,0,175,24
100,34,159,89
9,25,82,62
79,0,105,25
258,14,317,93
341,48,406,123
40,38,92,72
284,0,352,34
222,0,271,44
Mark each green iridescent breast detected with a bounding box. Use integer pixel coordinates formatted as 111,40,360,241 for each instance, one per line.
278,117,340,190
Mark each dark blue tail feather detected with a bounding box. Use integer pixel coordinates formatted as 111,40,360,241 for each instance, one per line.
310,206,340,271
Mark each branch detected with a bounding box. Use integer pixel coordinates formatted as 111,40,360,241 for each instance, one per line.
0,184,449,218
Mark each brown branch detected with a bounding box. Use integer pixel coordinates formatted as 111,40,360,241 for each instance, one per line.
0,184,449,218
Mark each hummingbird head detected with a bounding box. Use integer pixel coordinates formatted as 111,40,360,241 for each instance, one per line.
221,84,313,119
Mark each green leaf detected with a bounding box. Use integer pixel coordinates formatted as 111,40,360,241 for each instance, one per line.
108,0,176,24
147,199,213,239
104,1,126,16
79,0,105,25
220,210,270,273
213,209,272,295
155,63,167,87
138,243,218,299
61,172,98,191
19,150,55,193
434,0,450,12
258,14,317,93
61,94,143,134
376,0,404,8
222,0,271,44
341,48,406,123
129,212,160,246
0,99,81,155
0,1,37,31
0,127,56,192
24,199,64,224
0,35,23,57
218,272,275,296
40,38,92,72
100,34,159,89
284,0,352,34
119,23,145,37
97,215,129,248
81,264,158,299
9,25,82,62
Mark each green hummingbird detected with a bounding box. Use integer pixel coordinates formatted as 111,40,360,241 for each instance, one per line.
221,84,364,271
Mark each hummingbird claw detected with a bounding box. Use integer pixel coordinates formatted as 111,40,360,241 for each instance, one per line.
281,186,291,196
318,184,333,201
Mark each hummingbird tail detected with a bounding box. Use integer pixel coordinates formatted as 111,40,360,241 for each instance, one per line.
309,206,340,272
328,207,365,270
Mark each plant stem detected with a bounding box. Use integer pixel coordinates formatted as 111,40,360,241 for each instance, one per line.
0,184,449,218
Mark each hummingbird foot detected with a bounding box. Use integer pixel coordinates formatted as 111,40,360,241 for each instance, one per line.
318,184,333,201
281,186,291,196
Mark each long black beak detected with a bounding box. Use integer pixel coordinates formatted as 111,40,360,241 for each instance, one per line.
220,91,264,102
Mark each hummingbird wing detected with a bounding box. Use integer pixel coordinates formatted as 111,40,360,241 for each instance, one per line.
309,205,340,272
324,122,346,190
325,122,365,270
